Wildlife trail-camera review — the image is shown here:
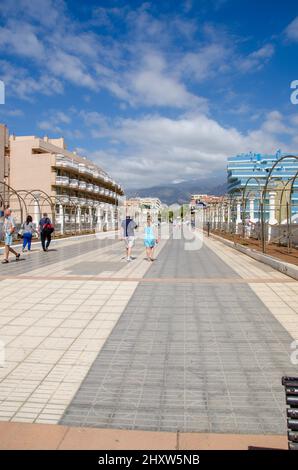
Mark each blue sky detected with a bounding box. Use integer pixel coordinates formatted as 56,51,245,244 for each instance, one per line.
0,0,298,189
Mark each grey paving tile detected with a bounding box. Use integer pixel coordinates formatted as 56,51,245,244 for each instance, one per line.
0,237,118,276
60,237,297,434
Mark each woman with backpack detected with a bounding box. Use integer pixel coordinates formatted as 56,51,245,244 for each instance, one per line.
22,215,37,252
39,213,54,252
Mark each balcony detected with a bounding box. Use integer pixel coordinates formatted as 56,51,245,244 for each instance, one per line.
56,175,70,186
55,154,73,169
86,166,94,176
69,179,79,188
87,199,95,206
79,198,87,206
87,183,94,192
55,154,81,173
70,196,79,204
78,163,87,174
79,181,87,190
93,185,99,194
57,195,70,204
98,172,106,181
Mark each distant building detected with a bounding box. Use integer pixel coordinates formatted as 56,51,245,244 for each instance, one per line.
190,194,223,207
125,197,163,225
227,150,298,194
227,150,298,221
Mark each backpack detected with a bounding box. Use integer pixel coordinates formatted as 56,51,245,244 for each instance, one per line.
42,219,54,234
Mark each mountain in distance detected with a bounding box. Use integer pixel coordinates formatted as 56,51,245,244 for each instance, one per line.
126,175,227,205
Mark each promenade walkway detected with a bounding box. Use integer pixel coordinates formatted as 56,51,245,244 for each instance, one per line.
0,229,297,439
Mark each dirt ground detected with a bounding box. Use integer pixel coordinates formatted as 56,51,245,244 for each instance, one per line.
209,229,298,266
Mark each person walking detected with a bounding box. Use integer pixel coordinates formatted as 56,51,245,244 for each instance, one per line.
144,216,158,261
1,207,21,264
121,214,137,262
22,215,36,252
39,213,54,252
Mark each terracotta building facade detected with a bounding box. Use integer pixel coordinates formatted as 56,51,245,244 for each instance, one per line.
0,124,124,232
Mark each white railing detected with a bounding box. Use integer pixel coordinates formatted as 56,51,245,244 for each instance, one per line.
57,195,70,204
56,176,70,186
69,179,79,188
79,181,87,190
78,163,87,174
87,184,94,192
56,158,73,169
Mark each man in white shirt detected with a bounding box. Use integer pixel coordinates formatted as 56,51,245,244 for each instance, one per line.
2,208,20,264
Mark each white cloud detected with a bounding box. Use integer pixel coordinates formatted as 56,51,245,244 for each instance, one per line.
47,51,97,90
0,60,63,99
0,0,276,108
285,16,298,41
261,111,293,135
178,43,231,82
0,0,65,27
237,44,275,72
127,53,207,109
87,112,291,189
38,109,83,139
0,22,44,59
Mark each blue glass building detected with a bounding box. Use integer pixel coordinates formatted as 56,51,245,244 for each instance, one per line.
227,150,298,220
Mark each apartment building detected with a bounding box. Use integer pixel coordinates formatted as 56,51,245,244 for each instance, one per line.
0,124,124,231
125,197,162,225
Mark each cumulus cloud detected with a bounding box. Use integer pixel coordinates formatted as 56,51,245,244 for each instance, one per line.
125,53,208,109
86,112,292,189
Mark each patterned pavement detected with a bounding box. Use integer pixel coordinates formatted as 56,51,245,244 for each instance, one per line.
0,229,298,434
60,233,298,434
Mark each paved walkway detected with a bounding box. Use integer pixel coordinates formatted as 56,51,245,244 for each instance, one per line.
0,229,297,436
0,421,287,450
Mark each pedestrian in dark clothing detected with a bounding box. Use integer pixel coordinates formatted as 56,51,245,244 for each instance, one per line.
39,213,54,252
